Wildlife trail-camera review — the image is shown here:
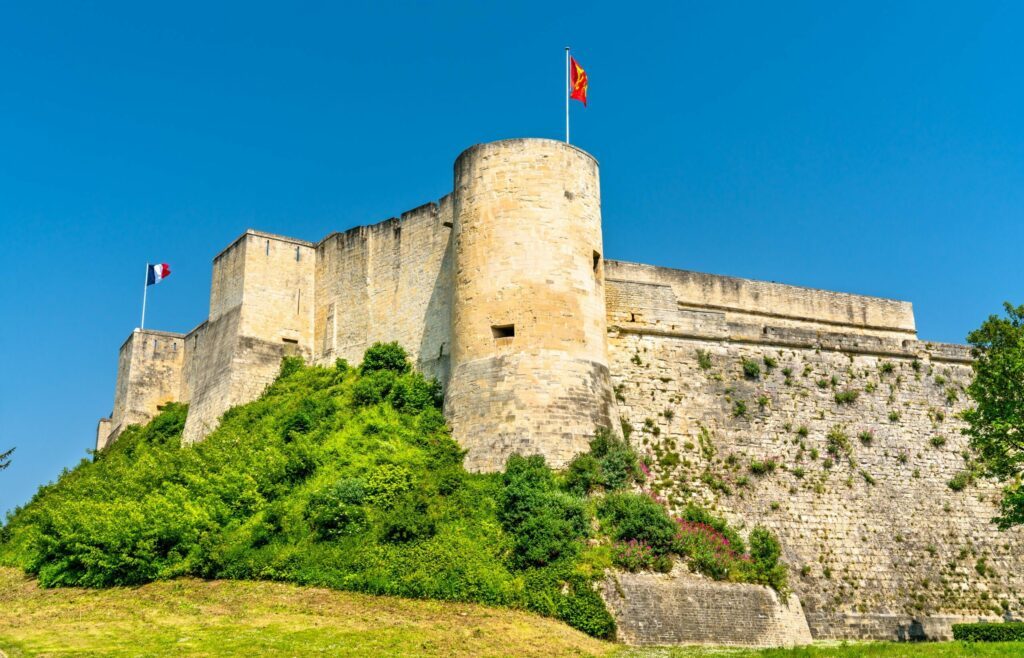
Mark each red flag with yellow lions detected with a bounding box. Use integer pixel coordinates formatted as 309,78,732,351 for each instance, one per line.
570,56,588,106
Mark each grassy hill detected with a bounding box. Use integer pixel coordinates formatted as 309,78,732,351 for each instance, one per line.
4,567,1024,657
0,566,611,657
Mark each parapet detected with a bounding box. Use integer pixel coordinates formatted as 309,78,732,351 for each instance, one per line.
606,260,917,339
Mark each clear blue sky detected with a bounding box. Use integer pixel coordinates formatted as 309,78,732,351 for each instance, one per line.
2,1,1021,516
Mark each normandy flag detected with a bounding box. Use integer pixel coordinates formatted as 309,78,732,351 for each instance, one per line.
146,263,171,285
565,49,588,144
569,55,588,106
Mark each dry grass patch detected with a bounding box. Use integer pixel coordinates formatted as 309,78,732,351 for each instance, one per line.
0,568,613,657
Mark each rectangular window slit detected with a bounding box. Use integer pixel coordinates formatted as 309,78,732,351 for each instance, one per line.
282,338,299,344
491,324,515,339
593,251,601,272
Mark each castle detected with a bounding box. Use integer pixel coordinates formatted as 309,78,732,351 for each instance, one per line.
97,138,1023,643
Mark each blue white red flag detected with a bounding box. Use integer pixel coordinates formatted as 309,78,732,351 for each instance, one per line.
147,263,171,286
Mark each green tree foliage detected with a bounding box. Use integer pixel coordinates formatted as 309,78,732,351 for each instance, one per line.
963,302,1024,528
0,447,13,471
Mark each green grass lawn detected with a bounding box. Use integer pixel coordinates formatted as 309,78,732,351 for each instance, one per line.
1,568,1021,657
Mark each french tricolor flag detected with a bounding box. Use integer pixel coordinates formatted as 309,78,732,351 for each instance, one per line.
147,263,171,286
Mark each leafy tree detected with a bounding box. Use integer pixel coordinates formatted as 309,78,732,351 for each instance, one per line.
0,447,13,471
962,302,1024,528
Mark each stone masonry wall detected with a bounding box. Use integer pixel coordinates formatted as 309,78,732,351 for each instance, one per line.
446,139,617,471
314,197,453,384
182,231,316,444
602,569,812,647
605,263,1024,640
101,329,185,448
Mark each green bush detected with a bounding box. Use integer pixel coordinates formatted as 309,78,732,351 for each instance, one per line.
564,428,640,496
0,349,606,638
305,478,367,539
597,492,676,553
379,494,436,543
741,358,761,379
499,455,588,568
557,575,617,640
952,622,1024,642
746,526,788,593
360,342,411,375
834,389,859,405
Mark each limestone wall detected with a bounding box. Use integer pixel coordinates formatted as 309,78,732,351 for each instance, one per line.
100,329,185,449
182,231,316,444
605,266,1024,640
446,138,617,471
602,569,812,647
314,197,453,383
607,261,917,339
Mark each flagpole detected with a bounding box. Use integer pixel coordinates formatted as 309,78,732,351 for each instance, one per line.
141,262,149,330
565,47,570,144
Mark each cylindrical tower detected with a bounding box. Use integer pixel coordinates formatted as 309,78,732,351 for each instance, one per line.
446,138,616,471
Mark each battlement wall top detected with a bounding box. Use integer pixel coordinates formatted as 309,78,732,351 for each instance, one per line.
606,260,917,337
213,229,315,263
118,328,186,352
454,137,598,167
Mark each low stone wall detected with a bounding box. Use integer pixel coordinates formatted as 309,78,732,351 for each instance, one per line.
601,569,812,647
807,612,1004,642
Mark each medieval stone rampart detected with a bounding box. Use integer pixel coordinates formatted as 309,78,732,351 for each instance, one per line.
604,260,1022,640
94,137,1022,642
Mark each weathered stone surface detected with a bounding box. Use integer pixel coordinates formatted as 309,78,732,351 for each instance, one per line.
604,264,1023,640
602,568,812,647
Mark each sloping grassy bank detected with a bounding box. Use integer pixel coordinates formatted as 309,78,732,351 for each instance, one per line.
0,344,785,640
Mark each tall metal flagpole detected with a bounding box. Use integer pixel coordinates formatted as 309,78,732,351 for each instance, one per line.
141,262,149,330
565,47,570,144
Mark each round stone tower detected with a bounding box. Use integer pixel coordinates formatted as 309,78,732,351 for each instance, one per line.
446,138,617,472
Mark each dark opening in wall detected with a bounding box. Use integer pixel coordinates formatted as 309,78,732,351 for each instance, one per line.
491,324,515,339
593,251,601,272
282,338,299,344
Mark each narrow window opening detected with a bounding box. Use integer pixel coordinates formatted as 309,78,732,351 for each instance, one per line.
266,240,270,255
295,246,301,261
491,324,515,339
282,338,299,344
593,250,601,272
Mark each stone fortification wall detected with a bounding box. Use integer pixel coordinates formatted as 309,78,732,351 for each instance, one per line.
607,261,916,339
181,231,316,444
314,197,453,384
446,139,617,471
99,329,185,449
605,263,1024,640
601,569,812,647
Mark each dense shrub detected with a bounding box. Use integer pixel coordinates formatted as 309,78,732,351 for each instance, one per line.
612,540,671,573
305,478,367,539
952,622,1024,642
360,341,411,375
564,428,639,495
597,492,677,552
557,575,617,640
499,455,588,568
